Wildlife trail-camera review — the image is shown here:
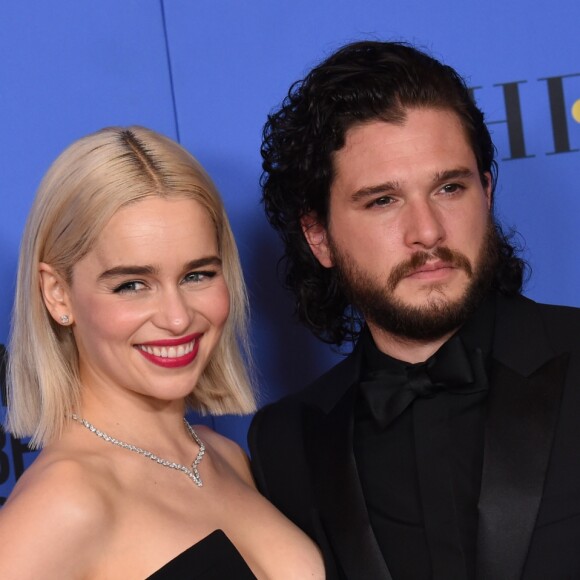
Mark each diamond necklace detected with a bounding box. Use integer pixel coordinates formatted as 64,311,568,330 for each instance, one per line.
70,414,205,487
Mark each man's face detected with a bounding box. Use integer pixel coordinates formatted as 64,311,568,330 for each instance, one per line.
303,108,495,342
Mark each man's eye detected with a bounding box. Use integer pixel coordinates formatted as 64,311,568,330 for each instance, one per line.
113,280,146,294
368,196,394,208
441,183,464,195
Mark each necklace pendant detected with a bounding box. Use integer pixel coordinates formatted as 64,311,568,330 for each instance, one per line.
189,471,203,487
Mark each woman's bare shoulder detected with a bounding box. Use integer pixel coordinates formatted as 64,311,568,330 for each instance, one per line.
0,449,114,578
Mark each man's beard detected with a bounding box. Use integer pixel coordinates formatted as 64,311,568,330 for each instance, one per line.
330,220,499,341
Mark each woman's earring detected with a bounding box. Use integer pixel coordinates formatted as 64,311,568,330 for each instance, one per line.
60,314,71,325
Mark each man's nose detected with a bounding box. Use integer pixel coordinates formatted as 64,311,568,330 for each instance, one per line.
403,199,445,250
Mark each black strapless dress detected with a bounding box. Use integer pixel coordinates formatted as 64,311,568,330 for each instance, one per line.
146,530,257,579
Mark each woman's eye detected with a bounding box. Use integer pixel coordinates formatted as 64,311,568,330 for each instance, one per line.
113,280,146,294
184,271,216,284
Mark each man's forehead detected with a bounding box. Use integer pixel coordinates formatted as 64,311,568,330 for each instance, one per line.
330,111,477,188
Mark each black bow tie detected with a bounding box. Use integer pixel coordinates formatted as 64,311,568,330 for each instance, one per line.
358,335,488,429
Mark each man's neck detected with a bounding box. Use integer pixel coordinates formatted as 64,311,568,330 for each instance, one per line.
366,322,457,364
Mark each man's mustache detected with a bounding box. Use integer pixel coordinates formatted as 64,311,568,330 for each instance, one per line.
387,247,473,292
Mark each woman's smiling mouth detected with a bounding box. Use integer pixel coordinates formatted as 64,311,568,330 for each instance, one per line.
135,334,201,367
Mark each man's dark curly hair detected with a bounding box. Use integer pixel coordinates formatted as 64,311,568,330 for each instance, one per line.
261,40,527,345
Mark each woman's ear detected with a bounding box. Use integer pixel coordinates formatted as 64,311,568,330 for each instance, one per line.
39,263,74,326
300,213,334,268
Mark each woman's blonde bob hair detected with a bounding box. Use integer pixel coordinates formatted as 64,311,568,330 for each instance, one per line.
6,126,255,448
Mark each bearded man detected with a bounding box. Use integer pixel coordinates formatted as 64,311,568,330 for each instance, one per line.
249,41,580,580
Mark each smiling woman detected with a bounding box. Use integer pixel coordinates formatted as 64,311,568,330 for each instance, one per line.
0,127,324,579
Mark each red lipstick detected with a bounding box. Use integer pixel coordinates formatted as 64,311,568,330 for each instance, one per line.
135,333,201,368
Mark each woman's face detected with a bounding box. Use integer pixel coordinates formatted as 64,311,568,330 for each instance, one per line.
62,196,230,405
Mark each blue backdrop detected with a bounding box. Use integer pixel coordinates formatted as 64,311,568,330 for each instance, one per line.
1,0,578,501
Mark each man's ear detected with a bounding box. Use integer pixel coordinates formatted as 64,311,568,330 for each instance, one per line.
484,171,493,211
38,263,74,326
300,213,333,268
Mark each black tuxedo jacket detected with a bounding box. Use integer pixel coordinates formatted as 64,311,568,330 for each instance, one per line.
249,295,580,579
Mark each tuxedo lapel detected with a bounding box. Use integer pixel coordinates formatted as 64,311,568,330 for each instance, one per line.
302,384,392,580
476,296,569,579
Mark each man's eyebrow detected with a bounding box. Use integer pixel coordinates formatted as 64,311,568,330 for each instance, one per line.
97,256,222,281
348,168,476,203
433,167,475,182
350,181,400,203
